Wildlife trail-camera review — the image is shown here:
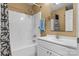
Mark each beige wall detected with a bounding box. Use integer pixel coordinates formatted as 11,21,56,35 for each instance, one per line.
8,3,33,15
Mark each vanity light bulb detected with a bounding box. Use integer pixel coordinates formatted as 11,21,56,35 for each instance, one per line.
20,17,24,20
56,3,60,5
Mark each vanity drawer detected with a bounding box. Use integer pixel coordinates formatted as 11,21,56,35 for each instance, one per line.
52,44,69,55
50,43,77,56
37,46,61,56
37,46,50,56
37,39,54,51
67,48,77,56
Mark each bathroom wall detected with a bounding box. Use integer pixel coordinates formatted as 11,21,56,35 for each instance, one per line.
33,4,52,36
32,12,41,37
77,4,79,37
9,10,34,52
8,3,33,15
32,4,77,37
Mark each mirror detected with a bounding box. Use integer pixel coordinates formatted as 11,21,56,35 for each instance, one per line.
65,4,73,32
51,3,73,32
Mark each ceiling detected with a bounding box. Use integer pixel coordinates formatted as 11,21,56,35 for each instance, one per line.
26,3,73,11
51,3,73,11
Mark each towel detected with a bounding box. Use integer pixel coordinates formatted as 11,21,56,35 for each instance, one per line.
39,19,45,32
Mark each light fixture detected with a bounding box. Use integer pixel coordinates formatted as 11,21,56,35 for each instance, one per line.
55,3,60,5
20,17,24,21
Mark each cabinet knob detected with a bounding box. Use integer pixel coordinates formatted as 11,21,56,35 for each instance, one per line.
49,52,52,55
47,51,49,53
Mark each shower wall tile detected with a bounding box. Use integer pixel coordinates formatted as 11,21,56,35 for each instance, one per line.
9,10,34,52
33,12,41,37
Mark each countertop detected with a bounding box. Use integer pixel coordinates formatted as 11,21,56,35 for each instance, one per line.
38,36,77,49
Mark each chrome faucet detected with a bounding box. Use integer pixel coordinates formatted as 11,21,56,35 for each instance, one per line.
56,34,59,39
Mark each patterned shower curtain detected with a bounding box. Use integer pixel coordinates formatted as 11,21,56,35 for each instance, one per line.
0,3,11,56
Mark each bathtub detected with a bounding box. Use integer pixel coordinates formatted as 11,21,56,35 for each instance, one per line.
9,10,38,56
11,43,37,56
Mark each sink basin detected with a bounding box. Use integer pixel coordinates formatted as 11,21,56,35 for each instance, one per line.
38,35,77,48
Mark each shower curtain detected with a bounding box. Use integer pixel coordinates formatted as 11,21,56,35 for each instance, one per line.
0,3,11,56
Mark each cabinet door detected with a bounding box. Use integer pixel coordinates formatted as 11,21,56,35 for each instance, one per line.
53,52,61,56
37,46,49,56
49,51,61,56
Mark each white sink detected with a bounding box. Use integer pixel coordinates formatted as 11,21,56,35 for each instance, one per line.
38,35,77,48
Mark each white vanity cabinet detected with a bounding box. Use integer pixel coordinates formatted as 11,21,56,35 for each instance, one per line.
37,46,50,56
37,39,77,56
37,39,61,56
37,46,60,56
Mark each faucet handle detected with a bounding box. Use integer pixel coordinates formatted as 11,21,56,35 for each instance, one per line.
56,34,59,39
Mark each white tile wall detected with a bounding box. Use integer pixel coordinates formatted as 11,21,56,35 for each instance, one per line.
32,12,41,37
9,10,34,52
